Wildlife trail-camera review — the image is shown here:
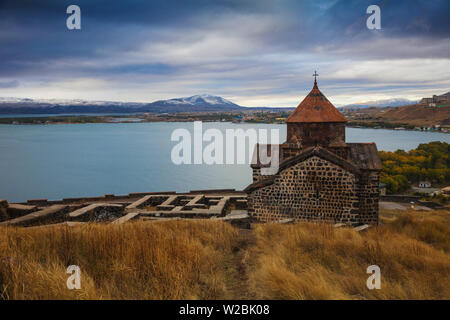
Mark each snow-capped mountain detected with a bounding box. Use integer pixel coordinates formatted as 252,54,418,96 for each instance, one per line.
339,98,418,110
144,94,243,112
161,94,237,106
0,94,244,114
149,94,241,108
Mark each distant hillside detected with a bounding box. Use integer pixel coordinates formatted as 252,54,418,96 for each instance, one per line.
0,94,246,114
349,103,450,126
340,98,418,110
377,104,450,126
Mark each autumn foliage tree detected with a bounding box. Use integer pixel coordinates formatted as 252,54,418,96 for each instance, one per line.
379,141,450,194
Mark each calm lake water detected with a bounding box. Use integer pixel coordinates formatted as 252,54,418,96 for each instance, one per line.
0,122,448,202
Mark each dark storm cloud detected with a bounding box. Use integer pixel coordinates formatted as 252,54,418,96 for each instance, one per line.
0,0,448,105
1,0,448,63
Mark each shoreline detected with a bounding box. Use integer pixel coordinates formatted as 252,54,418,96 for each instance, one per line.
0,115,448,133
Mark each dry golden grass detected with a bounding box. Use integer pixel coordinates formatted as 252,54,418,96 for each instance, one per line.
0,209,449,300
0,220,238,299
382,210,450,253
247,210,450,300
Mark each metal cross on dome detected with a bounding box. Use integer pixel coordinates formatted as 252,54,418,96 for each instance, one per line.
313,70,319,82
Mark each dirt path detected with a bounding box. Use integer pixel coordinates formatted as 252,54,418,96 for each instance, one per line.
226,228,257,299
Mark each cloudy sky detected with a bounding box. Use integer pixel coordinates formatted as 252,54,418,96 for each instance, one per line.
0,0,449,107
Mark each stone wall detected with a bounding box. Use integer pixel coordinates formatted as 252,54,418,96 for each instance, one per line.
252,168,262,183
248,156,363,224
356,172,379,224
286,122,346,148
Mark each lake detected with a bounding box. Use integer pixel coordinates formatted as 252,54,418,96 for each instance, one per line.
0,122,448,202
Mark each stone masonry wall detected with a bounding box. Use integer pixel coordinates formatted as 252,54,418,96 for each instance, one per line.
252,168,262,183
286,122,346,149
248,156,361,224
356,171,379,224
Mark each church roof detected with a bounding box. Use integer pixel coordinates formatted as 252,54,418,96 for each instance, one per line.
245,144,382,194
286,80,347,123
250,143,382,171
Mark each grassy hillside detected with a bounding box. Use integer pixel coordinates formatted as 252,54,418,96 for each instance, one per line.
0,209,449,300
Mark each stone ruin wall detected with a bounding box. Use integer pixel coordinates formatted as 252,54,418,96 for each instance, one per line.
248,156,378,224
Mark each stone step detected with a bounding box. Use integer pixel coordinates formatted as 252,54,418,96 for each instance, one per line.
111,212,140,225
7,203,37,218
156,195,178,210
215,210,249,220
69,203,123,221
269,218,294,224
125,195,152,210
0,205,69,227
185,195,206,208
333,223,346,228
354,224,370,232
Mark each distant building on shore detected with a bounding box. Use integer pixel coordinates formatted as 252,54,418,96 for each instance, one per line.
246,77,382,225
419,181,432,188
420,92,450,106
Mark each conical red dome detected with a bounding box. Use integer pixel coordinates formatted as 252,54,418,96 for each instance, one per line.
286,80,347,123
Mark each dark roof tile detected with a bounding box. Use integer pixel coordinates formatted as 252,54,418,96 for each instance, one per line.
286,81,347,123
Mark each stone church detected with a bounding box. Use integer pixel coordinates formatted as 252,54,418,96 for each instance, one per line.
245,77,382,225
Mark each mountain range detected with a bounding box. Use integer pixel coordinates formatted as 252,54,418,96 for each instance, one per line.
0,94,245,114
338,98,418,110
0,94,425,114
